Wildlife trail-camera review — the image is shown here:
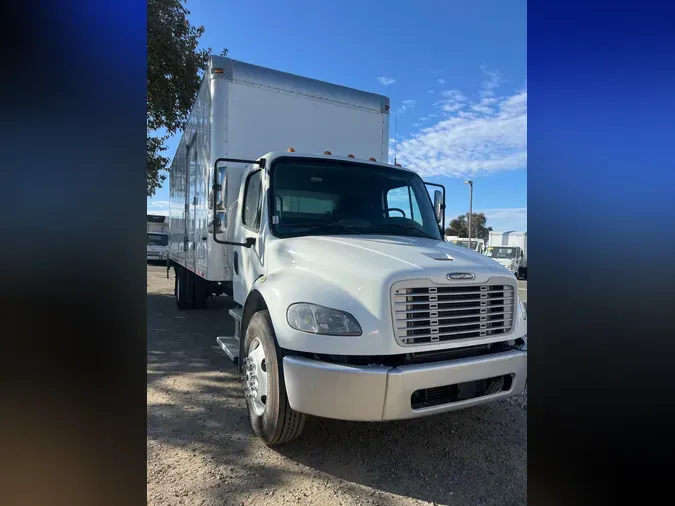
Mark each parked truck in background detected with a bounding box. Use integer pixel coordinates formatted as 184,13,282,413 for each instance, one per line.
445,236,486,254
147,214,169,263
168,56,527,445
486,231,528,279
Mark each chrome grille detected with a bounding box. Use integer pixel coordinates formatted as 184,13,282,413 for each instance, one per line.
392,282,516,346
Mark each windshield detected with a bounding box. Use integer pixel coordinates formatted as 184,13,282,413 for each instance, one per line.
269,158,442,240
487,247,518,259
148,233,168,246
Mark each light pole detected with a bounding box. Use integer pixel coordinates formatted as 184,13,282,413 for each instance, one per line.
464,180,473,250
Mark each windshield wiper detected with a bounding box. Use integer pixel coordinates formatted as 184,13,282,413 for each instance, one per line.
378,223,438,240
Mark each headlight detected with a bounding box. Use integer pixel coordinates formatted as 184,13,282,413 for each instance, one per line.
518,296,527,322
286,303,362,336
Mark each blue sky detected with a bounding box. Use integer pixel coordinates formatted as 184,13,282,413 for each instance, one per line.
148,0,527,231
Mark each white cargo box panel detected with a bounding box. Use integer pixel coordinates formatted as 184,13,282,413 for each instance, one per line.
169,56,390,282
507,231,527,250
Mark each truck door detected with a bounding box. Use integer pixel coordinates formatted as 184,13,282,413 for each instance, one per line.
233,167,265,302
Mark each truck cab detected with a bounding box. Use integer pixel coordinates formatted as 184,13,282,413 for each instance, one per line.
446,237,486,254
217,150,528,444
486,245,523,275
486,230,527,279
147,214,169,263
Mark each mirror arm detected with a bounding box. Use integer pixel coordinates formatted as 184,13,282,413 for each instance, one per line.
210,157,265,248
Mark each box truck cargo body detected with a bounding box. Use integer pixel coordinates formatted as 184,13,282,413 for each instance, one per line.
167,57,527,445
168,56,389,292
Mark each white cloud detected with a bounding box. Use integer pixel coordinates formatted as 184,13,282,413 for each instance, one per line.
147,200,170,216
377,76,396,86
396,99,416,115
390,70,527,177
479,64,503,98
428,89,435,94
419,113,438,122
437,78,446,84
479,207,527,231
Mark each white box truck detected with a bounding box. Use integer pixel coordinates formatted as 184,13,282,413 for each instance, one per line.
168,56,527,445
486,231,528,279
147,214,169,262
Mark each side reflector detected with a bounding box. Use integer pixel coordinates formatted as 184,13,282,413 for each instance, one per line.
212,68,224,74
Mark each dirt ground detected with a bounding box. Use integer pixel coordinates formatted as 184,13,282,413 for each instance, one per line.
147,265,527,506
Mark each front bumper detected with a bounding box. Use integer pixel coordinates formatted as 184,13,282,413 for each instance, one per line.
282,350,527,421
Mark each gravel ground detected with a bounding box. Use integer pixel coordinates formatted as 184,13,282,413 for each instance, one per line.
147,265,527,506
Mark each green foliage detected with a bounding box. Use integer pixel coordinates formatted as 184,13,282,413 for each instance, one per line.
147,0,228,196
445,213,493,241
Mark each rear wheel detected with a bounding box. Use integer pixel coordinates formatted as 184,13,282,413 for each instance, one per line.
175,266,193,310
242,310,306,445
192,273,207,309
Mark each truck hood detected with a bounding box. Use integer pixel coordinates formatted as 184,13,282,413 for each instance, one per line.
270,234,506,285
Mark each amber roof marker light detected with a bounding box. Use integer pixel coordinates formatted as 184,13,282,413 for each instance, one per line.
287,147,295,152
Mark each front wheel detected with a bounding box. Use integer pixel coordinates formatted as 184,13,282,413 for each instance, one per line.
242,310,306,445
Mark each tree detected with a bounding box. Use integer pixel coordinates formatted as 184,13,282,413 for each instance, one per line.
445,213,493,241
147,0,228,196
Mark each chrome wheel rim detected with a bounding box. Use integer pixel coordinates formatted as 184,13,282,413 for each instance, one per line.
243,337,268,416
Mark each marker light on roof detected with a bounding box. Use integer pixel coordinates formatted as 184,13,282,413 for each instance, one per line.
324,151,332,155
287,147,295,152
347,154,355,158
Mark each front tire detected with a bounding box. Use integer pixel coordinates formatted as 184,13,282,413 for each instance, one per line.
243,310,306,445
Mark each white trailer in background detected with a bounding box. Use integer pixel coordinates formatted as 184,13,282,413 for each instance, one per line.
486,231,528,279
167,56,527,445
147,214,169,262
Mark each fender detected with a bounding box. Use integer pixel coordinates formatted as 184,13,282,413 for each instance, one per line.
241,268,389,356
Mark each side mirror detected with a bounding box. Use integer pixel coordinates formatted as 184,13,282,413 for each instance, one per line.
433,190,443,223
